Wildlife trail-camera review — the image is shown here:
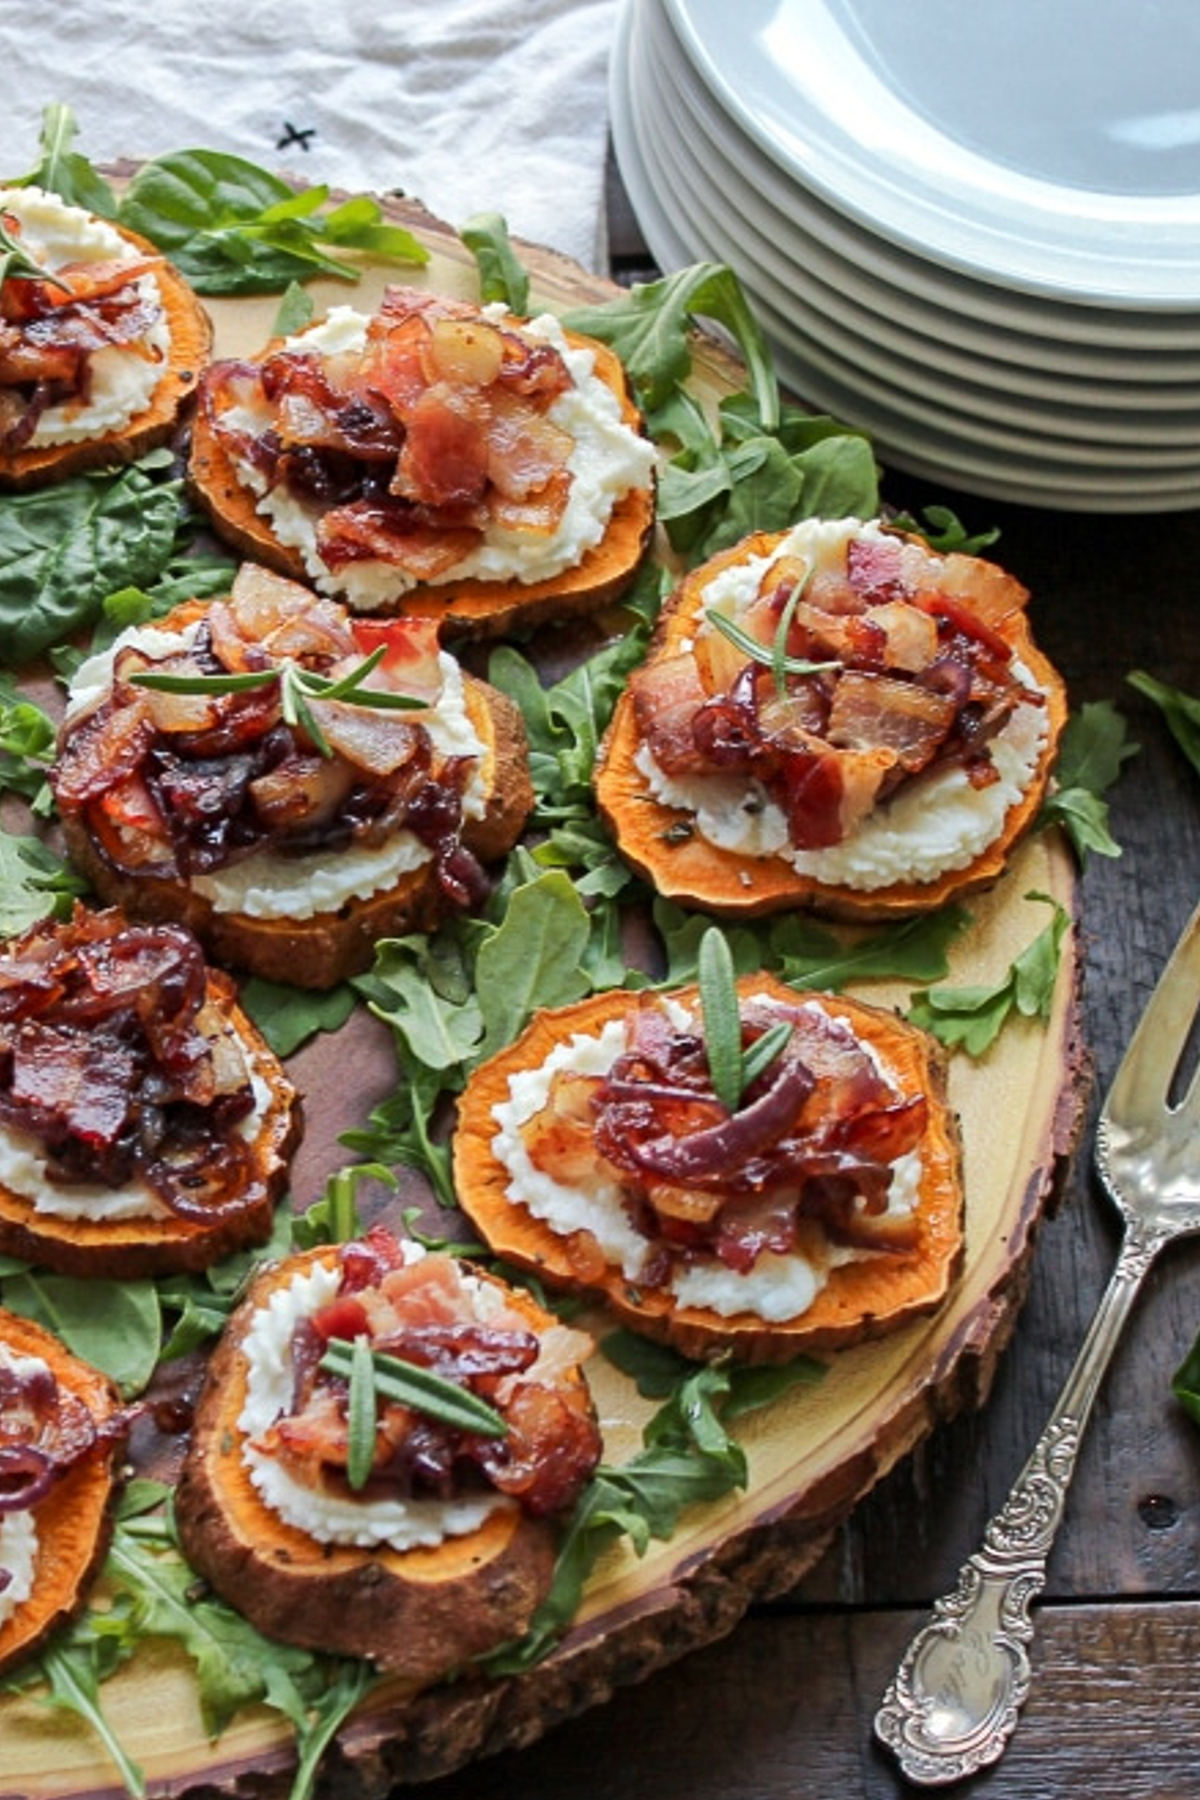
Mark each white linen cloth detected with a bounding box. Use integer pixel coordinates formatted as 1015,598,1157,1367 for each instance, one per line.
0,0,620,272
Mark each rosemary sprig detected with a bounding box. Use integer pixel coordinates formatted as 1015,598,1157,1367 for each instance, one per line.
130,645,427,758
707,609,839,692
344,1334,377,1491
0,218,69,291
696,925,792,1112
320,1337,509,1440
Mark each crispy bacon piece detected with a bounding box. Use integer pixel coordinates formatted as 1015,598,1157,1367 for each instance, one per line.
0,906,260,1220
259,1229,601,1520
199,283,578,577
633,527,1044,848
525,993,927,1273
0,220,166,451
53,567,482,907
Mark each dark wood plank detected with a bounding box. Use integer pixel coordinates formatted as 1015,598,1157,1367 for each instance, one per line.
400,1599,1200,1799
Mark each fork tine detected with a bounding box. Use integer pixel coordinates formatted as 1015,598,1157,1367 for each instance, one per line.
1104,896,1200,1130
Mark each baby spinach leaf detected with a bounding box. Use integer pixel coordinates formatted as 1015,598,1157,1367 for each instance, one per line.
117,150,428,294
0,458,184,666
236,976,358,1058
0,1267,161,1395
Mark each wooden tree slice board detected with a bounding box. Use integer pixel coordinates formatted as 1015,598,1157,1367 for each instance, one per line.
0,198,1084,1798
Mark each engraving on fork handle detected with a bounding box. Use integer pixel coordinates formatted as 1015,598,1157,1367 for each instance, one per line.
876,1225,1163,1783
874,1417,1078,1784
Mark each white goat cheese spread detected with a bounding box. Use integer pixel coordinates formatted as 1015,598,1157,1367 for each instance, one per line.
0,186,169,445
67,621,488,922
224,304,656,610
238,1252,508,1550
0,1057,274,1224
0,1350,45,1630
638,518,1049,891
489,997,923,1324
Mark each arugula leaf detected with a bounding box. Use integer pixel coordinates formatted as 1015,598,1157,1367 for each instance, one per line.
102,1510,317,1740
906,892,1071,1055
1037,698,1137,863
116,150,429,295
565,261,779,426
1128,668,1200,783
6,1639,145,1798
651,898,971,993
461,211,530,312
0,675,58,810
888,502,1000,556
0,455,184,666
1172,1324,1200,1427
474,869,593,1056
290,1163,389,1250
479,1352,817,1674
0,834,90,938
6,103,118,216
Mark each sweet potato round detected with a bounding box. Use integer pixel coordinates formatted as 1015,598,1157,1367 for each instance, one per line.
594,529,1069,921
175,1246,577,1678
0,966,301,1279
54,600,535,989
0,222,212,490
453,974,964,1364
0,1310,127,1676
186,326,654,638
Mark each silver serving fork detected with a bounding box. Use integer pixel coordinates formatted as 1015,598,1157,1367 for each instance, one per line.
874,896,1200,1785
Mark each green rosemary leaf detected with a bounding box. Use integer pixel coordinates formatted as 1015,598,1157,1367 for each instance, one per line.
697,926,744,1113
130,667,277,695
708,608,838,681
344,1335,377,1491
320,1339,508,1439
739,1020,794,1090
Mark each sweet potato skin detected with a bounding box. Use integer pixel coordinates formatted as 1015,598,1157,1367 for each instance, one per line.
0,1310,126,1676
55,611,535,989
0,967,302,1278
175,1247,567,1678
594,529,1068,921
0,223,212,490
185,328,655,638
453,975,965,1364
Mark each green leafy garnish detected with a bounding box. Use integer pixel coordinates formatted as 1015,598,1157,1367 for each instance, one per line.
480,1350,819,1675
1127,668,1200,784
320,1338,508,1438
237,976,359,1057
565,261,779,426
344,1335,378,1490
1038,698,1137,863
0,834,90,938
117,149,429,295
0,454,184,667
906,892,1071,1055
707,605,839,692
1172,1326,1200,1426
0,217,68,290
130,645,426,757
461,210,530,312
697,924,791,1110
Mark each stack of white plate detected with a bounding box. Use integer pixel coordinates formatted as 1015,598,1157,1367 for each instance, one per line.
609,0,1200,511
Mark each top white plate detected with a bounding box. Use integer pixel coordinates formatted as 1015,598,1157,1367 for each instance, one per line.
665,0,1200,307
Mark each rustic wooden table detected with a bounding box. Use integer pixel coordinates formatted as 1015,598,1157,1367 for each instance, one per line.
401,173,1200,1800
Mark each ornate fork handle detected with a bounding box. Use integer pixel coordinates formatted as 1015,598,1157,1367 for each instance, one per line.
874,1217,1164,1785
